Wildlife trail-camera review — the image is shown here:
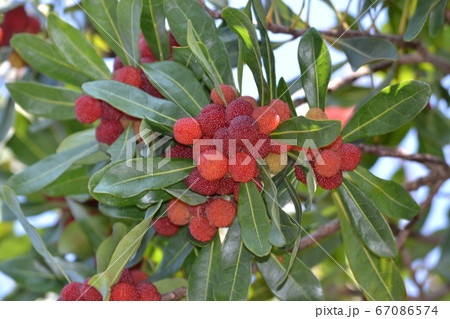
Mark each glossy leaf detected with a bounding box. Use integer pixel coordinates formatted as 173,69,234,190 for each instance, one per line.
141,0,169,60
165,0,233,85
150,228,194,281
339,37,398,71
117,0,142,67
187,237,221,301
108,124,136,163
98,203,146,220
7,82,80,120
142,61,208,117
82,80,181,128
238,181,271,257
404,0,440,41
257,252,324,301
47,14,110,80
43,166,89,197
0,99,15,143
214,218,253,301
342,80,431,142
346,166,420,220
223,7,270,105
164,188,208,206
333,190,407,301
93,157,195,198
96,223,128,273
6,142,98,195
429,0,447,37
271,116,341,148
277,77,297,117
298,28,331,110
11,34,91,86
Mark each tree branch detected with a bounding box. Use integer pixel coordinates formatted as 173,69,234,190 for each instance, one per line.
161,287,187,301
298,218,341,251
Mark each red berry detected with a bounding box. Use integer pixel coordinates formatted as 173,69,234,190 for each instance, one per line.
270,99,291,122
188,201,209,218
197,149,228,181
316,171,343,189
113,56,124,71
324,135,343,151
164,145,193,159
189,215,217,242
167,198,191,226
118,269,133,284
101,101,124,121
270,140,293,154
213,127,231,157
96,120,124,145
137,282,161,301
228,115,259,147
60,282,82,301
184,168,220,195
229,152,258,183
140,70,165,98
80,281,102,301
240,96,258,109
3,6,28,32
206,198,236,228
211,84,237,106
216,177,237,195
112,66,142,88
153,217,179,236
139,37,157,62
314,149,341,178
339,143,362,171
225,98,253,124
252,106,280,134
24,16,40,34
169,32,180,48
197,104,227,137
130,270,148,284
173,117,202,145
243,134,271,159
110,282,140,301
294,165,307,184
74,95,102,123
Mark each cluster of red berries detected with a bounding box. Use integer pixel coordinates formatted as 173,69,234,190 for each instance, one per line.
74,33,180,145
293,108,362,189
59,269,161,301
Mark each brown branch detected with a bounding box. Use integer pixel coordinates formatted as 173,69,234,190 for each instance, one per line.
161,287,186,301
298,218,341,250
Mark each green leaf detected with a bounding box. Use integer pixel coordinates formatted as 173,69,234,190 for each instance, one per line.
257,252,324,301
0,98,15,143
238,181,271,257
47,14,111,80
96,223,128,273
43,166,89,197
172,46,208,81
429,0,447,37
141,0,169,60
98,203,146,220
83,0,132,66
150,228,194,281
298,28,331,110
277,77,297,117
117,0,142,67
333,190,407,301
342,80,431,142
223,7,270,105
404,0,440,41
164,188,208,206
108,123,136,163
57,221,92,259
89,202,161,298
187,237,221,300
165,0,233,85
82,80,181,128
271,116,341,148
1,186,70,282
11,34,91,86
214,218,253,301
6,82,81,120
338,180,397,258
142,61,208,116
93,157,195,198
6,142,98,195
346,167,420,220
338,37,398,71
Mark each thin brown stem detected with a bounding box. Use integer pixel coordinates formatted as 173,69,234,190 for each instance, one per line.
161,287,187,301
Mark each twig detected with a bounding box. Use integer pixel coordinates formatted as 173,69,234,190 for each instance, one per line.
161,287,187,301
298,218,341,250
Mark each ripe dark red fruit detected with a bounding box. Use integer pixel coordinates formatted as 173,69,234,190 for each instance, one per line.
324,135,343,151
229,152,258,183
197,149,228,181
240,96,258,109
314,149,341,178
60,282,82,301
139,70,165,98
294,165,307,184
74,95,102,123
270,140,293,154
3,6,28,32
109,282,140,301
189,215,217,242
339,143,362,171
316,171,343,189
139,37,157,62
216,177,237,195
113,57,124,71
101,101,124,121
243,134,271,159
118,269,133,284
225,98,254,124
206,198,236,228
130,270,148,284
167,198,191,226
228,115,259,147
252,106,280,134
213,127,231,157
153,217,179,236
137,282,161,301
197,103,227,137
184,168,221,195
173,117,202,145
164,145,193,159
24,16,40,34
112,66,142,88
80,280,102,301
269,99,291,122
210,84,237,106
95,120,124,145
